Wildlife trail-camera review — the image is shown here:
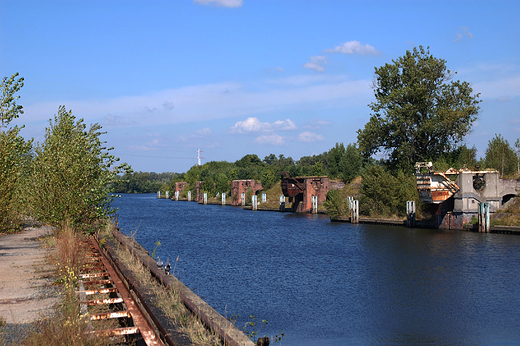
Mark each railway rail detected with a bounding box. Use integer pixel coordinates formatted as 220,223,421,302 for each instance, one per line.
78,237,165,345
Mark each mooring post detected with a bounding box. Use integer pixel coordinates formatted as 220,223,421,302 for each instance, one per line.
175,191,179,201
222,192,226,205
252,195,258,211
203,192,207,205
312,195,318,214
188,191,191,202
406,201,416,227
157,191,161,199
485,202,490,232
262,193,266,203
351,200,359,224
241,192,246,206
478,202,483,232
166,191,169,199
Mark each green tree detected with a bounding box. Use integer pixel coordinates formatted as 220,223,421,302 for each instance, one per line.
484,134,518,177
323,189,349,220
357,46,481,172
27,106,131,232
0,73,31,233
327,143,346,178
0,73,24,128
341,143,363,183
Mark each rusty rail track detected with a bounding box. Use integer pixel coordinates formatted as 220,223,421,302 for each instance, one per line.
77,237,166,345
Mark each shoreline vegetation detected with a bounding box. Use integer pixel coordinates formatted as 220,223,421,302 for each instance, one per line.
1,46,519,344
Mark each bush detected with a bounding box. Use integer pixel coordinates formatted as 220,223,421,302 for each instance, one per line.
323,189,349,220
27,106,130,232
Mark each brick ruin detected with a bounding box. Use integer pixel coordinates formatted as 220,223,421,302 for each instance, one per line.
230,179,263,206
280,174,331,213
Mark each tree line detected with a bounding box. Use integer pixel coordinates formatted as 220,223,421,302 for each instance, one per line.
2,46,519,232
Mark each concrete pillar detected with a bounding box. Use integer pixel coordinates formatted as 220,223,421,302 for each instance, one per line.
203,192,207,205
175,191,179,201
262,193,266,203
157,191,161,199
222,192,226,205
188,191,191,202
252,195,258,211
166,191,169,199
241,192,246,206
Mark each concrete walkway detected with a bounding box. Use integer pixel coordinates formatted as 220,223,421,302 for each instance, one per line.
0,225,59,325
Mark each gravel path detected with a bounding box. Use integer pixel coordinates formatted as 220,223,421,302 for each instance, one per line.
0,225,60,344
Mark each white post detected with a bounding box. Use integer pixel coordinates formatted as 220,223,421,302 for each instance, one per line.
203,192,207,205
222,192,226,205
262,193,266,203
166,191,169,199
485,202,490,232
241,192,246,206
157,191,161,199
175,191,179,201
188,191,191,202
312,195,318,214
252,195,258,211
351,200,359,224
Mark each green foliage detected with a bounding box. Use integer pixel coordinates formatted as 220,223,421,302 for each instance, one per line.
0,73,24,128
113,171,179,193
0,126,32,232
433,144,479,171
0,73,31,233
484,134,519,177
357,46,481,172
27,106,131,232
326,142,363,182
323,189,349,220
229,314,284,343
359,166,419,217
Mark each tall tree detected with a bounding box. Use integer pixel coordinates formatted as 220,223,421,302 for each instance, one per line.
357,46,481,172
484,134,518,177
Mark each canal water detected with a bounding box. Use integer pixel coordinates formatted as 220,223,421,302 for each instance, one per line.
112,194,520,346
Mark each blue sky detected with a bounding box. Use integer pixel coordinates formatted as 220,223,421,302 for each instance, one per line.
1,0,519,173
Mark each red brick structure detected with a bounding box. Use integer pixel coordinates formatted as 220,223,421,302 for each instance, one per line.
195,181,203,202
175,182,187,194
281,174,331,213
231,180,263,206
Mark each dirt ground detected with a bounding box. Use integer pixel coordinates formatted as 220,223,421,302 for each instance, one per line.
0,225,60,343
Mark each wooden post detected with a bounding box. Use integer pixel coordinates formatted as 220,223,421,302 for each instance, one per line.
241,193,246,207
188,191,191,202
222,192,226,205
351,200,359,224
203,193,207,205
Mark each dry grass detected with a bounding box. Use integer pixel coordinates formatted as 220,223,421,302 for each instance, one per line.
18,224,111,346
111,239,222,345
492,197,520,226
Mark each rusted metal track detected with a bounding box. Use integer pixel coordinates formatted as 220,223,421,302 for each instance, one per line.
77,237,166,345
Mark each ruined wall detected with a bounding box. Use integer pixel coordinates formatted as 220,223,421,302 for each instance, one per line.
283,176,331,213
230,180,263,206
175,182,187,194
195,181,203,202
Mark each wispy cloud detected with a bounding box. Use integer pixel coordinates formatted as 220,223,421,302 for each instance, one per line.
193,127,212,137
324,40,380,55
254,134,285,145
297,131,324,142
303,56,327,72
455,26,474,42
229,117,296,134
193,0,243,8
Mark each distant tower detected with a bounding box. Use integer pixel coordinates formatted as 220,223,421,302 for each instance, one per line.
197,149,204,166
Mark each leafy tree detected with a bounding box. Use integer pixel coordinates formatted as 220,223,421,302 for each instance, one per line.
327,143,346,178
357,46,481,172
27,106,131,232
484,134,518,177
0,73,24,128
323,189,349,220
341,143,363,183
515,138,520,176
0,73,31,233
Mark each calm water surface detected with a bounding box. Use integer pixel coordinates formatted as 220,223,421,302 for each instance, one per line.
112,194,520,346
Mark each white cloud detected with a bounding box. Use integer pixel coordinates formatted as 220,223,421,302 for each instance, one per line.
473,75,520,99
324,40,380,55
275,67,285,72
193,0,243,8
303,56,327,72
297,131,325,142
303,119,332,129
254,134,285,145
194,127,212,136
455,27,474,42
229,117,296,133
